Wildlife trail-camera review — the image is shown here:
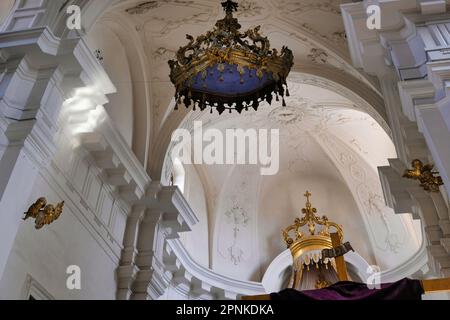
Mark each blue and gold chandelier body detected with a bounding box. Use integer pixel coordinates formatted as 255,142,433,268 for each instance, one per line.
168,0,294,114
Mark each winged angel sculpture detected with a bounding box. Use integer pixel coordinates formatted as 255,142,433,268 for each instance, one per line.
403,159,444,192
23,198,64,230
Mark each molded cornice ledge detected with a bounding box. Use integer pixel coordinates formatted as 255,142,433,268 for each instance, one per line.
378,160,421,215
158,187,198,230
341,0,446,78
341,2,388,75
0,28,84,166
144,190,267,300
428,61,450,131
396,60,450,198
379,158,450,277
398,79,435,122
0,27,76,58
146,187,198,238
164,239,266,300
76,127,150,206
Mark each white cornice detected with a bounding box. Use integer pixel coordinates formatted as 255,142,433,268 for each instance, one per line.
167,238,266,297
341,2,367,70
398,79,436,122
0,27,61,56
158,187,198,229
97,117,151,196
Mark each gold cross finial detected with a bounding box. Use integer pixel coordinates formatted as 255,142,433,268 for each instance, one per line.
304,190,312,201
304,191,312,207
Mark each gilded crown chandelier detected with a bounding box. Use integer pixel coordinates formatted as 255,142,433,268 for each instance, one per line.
168,0,294,114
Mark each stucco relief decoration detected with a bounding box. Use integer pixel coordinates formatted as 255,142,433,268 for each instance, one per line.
274,0,342,15
301,23,346,44
289,75,390,134
125,0,207,35
265,96,312,125
125,0,194,15
268,106,305,125
312,107,355,135
350,164,366,183
317,132,405,254
350,139,369,155
215,166,260,270
307,48,328,64
357,186,403,254
224,204,249,265
153,47,176,61
362,191,384,216
236,0,264,18
126,1,159,14
147,13,211,37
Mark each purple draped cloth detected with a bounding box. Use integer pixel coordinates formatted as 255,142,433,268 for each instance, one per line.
270,278,424,300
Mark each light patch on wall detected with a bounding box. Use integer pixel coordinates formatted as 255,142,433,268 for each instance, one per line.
61,86,108,146
70,106,106,137
173,158,185,194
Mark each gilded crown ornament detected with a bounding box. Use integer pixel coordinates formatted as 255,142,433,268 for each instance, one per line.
282,191,347,289
282,191,344,265
168,0,294,114
403,159,444,193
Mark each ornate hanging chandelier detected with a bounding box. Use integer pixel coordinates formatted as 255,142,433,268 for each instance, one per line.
168,0,294,114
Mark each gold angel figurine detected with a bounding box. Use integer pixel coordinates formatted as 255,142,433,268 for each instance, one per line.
403,159,444,192
23,197,47,221
23,198,64,230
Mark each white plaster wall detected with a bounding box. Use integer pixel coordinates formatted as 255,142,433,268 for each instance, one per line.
0,174,118,299
180,164,209,267
0,127,129,299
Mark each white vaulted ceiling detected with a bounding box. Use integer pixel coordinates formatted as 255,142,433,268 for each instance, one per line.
86,0,385,171
165,76,422,281
84,1,423,282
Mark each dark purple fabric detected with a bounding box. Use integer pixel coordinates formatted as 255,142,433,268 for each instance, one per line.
270,278,424,300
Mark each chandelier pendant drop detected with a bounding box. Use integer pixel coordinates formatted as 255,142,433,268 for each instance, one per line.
168,0,294,114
